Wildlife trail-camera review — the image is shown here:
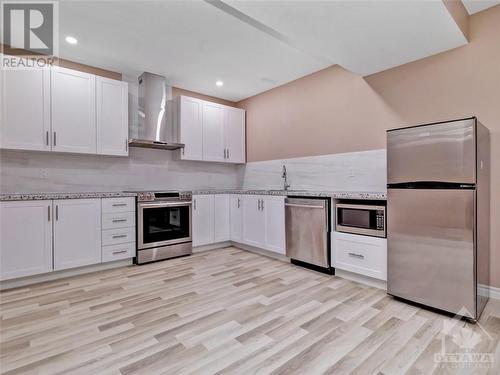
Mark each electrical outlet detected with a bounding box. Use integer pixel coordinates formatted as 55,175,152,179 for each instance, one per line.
40,168,48,179
349,168,355,177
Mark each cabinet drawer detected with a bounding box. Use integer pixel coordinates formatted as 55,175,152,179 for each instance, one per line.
102,242,135,262
102,227,135,246
102,197,135,213
102,212,135,229
332,232,387,280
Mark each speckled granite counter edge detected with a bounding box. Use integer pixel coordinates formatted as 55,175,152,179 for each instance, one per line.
191,190,387,200
1,192,137,201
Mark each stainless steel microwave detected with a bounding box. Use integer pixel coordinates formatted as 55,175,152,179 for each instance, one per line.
335,202,386,238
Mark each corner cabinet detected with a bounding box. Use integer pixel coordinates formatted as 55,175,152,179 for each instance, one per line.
1,64,128,157
176,96,245,164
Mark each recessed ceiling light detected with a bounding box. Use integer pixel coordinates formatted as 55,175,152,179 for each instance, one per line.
65,36,78,45
216,80,224,87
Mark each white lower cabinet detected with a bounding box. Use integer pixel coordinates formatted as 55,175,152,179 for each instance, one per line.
332,232,387,281
193,195,215,246
230,195,243,242
263,196,286,254
241,195,285,254
214,195,230,242
0,201,53,280
53,199,102,270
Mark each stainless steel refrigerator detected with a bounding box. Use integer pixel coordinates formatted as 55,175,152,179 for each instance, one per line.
387,117,490,321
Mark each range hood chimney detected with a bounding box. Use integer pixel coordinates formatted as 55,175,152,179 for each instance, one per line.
128,72,184,150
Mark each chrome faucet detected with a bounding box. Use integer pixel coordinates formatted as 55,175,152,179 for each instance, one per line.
282,165,291,191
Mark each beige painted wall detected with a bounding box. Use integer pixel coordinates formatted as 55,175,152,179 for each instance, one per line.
238,5,500,288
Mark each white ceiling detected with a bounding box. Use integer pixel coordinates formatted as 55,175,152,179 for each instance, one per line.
462,0,500,14
58,0,470,102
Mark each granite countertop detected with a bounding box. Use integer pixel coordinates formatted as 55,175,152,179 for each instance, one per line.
0,192,137,201
1,189,386,202
191,189,387,200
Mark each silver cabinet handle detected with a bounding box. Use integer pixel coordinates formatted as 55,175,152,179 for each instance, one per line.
257,199,261,210
261,199,264,210
112,218,127,223
53,132,57,146
112,234,127,239
55,205,59,221
237,198,240,208
46,131,49,146
112,203,127,207
112,250,128,255
193,199,196,210
348,252,364,259
125,139,128,152
227,149,230,160
48,205,51,221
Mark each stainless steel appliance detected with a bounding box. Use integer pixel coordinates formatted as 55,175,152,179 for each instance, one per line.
128,72,184,150
285,197,333,274
336,202,386,238
135,191,192,264
387,117,490,321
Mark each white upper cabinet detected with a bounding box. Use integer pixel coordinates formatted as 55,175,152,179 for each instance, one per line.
51,66,97,154
0,62,50,151
263,196,286,254
178,96,203,160
202,102,226,162
0,200,53,280
230,195,243,242
192,195,215,247
96,77,129,156
53,198,102,270
225,107,246,164
214,194,230,242
176,96,246,164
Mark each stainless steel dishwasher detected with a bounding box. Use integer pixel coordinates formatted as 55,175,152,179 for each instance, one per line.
285,197,333,274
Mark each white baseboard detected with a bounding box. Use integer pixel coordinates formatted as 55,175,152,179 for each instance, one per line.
334,269,387,290
192,241,232,253
231,242,289,262
478,284,500,301
0,259,133,290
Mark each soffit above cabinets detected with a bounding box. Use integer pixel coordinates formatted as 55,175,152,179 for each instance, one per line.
462,0,500,15
59,0,470,101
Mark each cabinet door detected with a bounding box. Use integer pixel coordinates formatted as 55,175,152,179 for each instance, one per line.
202,102,225,162
214,194,230,242
263,196,286,254
230,195,243,242
225,107,246,164
242,195,265,247
192,195,215,246
54,199,101,270
51,66,96,154
96,77,128,156
178,96,203,160
0,62,50,151
0,201,53,280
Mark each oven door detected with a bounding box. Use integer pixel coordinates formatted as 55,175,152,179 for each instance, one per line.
138,201,192,249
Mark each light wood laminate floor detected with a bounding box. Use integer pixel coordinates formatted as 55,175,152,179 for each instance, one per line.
1,247,499,374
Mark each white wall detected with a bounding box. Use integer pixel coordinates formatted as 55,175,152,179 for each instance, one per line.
241,149,386,192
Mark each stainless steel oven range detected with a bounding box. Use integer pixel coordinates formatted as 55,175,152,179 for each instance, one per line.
134,191,192,264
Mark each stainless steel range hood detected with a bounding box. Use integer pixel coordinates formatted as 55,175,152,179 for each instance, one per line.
128,72,184,150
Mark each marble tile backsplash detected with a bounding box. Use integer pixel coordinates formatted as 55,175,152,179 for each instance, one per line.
0,148,242,193
241,149,387,192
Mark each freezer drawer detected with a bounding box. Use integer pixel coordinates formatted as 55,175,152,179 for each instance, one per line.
387,119,476,184
387,188,476,317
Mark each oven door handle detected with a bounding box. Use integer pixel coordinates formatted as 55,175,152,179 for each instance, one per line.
139,202,192,209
